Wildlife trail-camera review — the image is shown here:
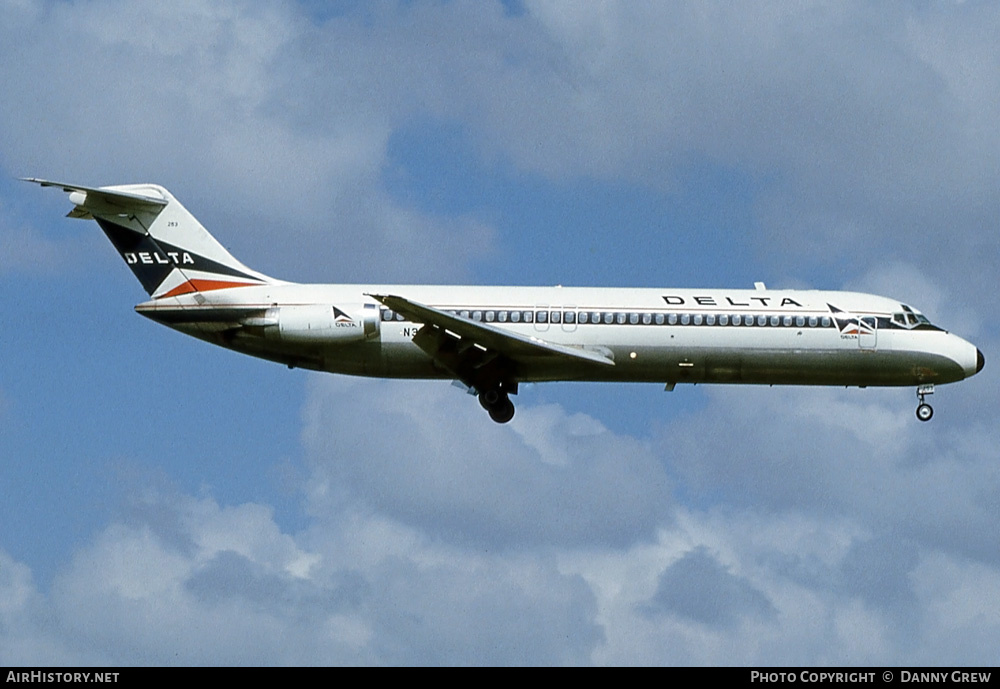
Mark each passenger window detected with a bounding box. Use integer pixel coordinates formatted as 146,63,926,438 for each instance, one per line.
552,311,562,324
706,314,716,325
510,311,520,323
783,315,792,327
655,313,665,325
498,311,508,322
629,313,639,325
642,313,652,325
680,314,691,325
604,313,614,324
564,311,575,324
808,316,818,327
745,315,755,326
536,311,547,323
821,317,831,327
795,315,805,327
719,314,729,326
668,314,678,325
460,310,470,319
693,314,703,325
769,315,779,326
472,311,482,321
616,312,626,325
579,312,589,324
485,311,495,322
524,311,533,323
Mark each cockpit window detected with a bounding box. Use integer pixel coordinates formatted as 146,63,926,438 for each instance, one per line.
894,307,934,328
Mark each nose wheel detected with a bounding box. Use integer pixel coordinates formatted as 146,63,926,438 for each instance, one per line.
916,384,934,422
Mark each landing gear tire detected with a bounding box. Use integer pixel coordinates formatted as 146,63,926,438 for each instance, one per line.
479,388,502,410
488,399,515,424
479,388,515,424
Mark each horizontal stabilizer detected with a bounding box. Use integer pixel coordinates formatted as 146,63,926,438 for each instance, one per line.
21,178,168,216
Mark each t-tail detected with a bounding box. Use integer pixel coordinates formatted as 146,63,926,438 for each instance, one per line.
22,178,279,298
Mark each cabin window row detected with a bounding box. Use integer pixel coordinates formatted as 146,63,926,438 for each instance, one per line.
381,308,834,329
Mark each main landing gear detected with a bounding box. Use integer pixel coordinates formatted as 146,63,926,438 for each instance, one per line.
479,386,515,424
916,384,934,422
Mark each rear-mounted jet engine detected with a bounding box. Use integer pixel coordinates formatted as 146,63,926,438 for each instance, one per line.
246,303,380,343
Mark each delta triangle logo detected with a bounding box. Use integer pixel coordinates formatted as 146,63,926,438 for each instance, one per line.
827,303,873,336
332,306,359,327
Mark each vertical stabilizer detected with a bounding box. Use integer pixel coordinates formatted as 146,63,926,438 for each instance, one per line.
23,179,278,297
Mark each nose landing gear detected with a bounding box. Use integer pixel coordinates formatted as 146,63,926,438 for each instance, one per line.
916,384,934,422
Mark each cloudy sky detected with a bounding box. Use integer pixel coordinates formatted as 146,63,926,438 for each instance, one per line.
1,0,998,666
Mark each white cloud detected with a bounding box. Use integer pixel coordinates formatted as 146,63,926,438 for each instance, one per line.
1,484,605,665
0,193,95,276
7,1,997,290
0,0,498,283
657,384,1000,564
639,546,777,626
2,378,999,664
301,375,673,548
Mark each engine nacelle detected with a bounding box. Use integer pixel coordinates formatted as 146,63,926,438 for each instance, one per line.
255,303,380,343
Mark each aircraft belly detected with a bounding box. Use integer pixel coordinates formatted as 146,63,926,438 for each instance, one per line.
514,347,964,387
370,341,448,378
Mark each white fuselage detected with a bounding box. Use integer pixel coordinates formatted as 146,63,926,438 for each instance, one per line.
136,283,982,389
26,178,982,423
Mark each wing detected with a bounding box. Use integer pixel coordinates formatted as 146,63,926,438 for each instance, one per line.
369,293,614,389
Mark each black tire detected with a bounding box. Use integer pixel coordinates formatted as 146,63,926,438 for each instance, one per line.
916,403,933,422
479,388,501,409
488,399,515,424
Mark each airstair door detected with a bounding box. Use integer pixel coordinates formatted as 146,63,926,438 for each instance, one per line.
858,316,877,350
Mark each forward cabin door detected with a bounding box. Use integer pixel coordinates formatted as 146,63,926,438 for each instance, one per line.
858,316,877,350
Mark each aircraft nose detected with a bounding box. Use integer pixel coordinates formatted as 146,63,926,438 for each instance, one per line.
977,348,985,374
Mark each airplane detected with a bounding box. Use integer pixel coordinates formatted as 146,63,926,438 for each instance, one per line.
24,178,984,424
